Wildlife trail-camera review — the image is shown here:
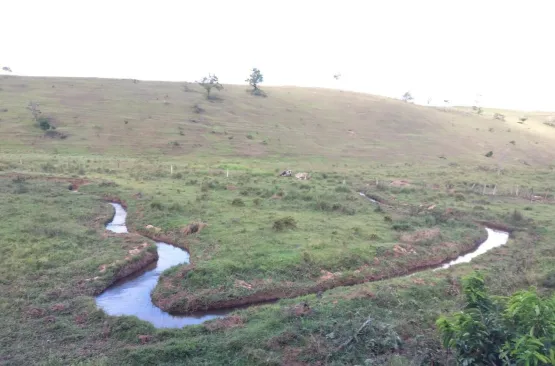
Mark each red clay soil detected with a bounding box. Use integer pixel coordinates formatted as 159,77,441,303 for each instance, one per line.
114,251,158,281
155,232,491,314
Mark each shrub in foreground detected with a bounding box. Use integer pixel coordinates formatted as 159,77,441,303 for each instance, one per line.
437,272,555,365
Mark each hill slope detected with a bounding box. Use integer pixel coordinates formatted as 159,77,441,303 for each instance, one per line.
1,75,554,165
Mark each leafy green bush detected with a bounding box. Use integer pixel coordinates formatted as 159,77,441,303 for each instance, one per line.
437,272,555,365
37,116,52,131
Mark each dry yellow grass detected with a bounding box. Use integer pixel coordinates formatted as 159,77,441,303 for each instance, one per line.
1,75,554,166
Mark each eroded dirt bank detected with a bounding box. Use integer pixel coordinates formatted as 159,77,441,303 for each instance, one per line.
153,231,499,313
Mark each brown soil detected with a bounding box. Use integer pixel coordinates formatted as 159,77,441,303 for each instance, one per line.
181,222,207,236
113,251,158,281
138,335,153,344
390,180,411,187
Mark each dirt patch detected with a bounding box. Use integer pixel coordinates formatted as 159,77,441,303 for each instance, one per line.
25,307,46,318
145,224,162,233
400,228,440,244
138,335,153,344
393,244,417,257
235,280,254,290
390,180,411,187
319,270,341,282
181,221,207,236
204,315,244,331
50,303,66,312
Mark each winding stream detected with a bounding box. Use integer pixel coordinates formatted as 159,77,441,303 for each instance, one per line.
95,203,228,328
96,200,509,328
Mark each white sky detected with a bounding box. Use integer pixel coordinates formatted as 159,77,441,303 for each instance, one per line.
2,0,554,110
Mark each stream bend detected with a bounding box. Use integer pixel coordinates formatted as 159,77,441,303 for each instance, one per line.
95,201,509,328
95,203,228,328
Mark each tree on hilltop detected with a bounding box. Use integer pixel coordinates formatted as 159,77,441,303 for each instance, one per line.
402,91,414,103
245,68,265,96
196,74,223,99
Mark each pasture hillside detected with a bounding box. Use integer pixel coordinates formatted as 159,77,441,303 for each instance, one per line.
0,75,554,166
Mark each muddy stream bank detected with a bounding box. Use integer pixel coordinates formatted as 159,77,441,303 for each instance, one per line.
95,203,229,328
96,200,509,328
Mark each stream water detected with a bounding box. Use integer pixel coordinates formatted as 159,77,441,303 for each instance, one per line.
95,203,227,328
96,200,509,328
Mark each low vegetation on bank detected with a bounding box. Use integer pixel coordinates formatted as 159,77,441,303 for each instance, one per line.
1,155,555,365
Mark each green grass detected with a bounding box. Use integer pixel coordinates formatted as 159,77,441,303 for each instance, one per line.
3,161,555,365
1,75,555,364
1,75,555,166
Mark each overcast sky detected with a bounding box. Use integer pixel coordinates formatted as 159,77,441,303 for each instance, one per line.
2,0,553,110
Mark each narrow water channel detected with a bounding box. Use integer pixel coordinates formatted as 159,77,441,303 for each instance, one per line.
96,200,509,328
95,203,228,328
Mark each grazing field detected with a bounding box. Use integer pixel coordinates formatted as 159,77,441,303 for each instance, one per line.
1,75,555,365
1,75,555,166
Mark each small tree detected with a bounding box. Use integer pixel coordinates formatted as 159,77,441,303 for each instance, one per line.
437,272,555,365
196,74,223,99
402,91,413,103
245,68,264,94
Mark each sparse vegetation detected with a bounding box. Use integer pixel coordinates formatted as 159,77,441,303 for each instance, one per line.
402,91,413,103
245,68,264,96
197,74,223,99
1,76,555,365
494,113,506,121
272,216,297,231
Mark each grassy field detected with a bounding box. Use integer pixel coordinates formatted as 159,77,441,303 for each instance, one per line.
1,75,555,365
1,75,555,166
